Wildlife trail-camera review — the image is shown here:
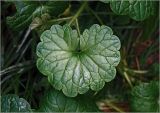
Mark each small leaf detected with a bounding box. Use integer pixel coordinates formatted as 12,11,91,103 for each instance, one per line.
1,94,31,112
36,24,121,97
39,89,99,112
30,13,51,30
130,81,159,112
109,0,155,21
7,1,69,31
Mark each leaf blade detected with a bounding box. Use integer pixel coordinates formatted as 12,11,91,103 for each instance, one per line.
39,89,99,112
130,81,159,112
36,24,121,97
1,94,31,112
109,0,155,21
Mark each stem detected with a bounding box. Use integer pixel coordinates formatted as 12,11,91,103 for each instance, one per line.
68,1,87,25
25,72,31,99
117,66,133,88
124,67,148,74
75,19,81,52
124,71,133,88
16,27,31,53
104,100,125,113
48,16,73,23
75,19,81,37
87,5,104,25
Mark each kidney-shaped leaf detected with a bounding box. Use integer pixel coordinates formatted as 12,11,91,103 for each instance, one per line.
1,94,31,112
39,89,99,112
109,0,155,21
130,81,159,112
100,0,155,21
36,24,121,97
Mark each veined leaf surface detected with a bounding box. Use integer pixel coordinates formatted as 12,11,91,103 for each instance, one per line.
130,81,159,112
36,24,121,97
39,89,99,112
1,94,31,112
101,0,155,21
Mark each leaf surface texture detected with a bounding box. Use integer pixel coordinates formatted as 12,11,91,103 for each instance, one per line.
1,94,31,112
130,81,159,112
36,24,121,97
39,89,99,112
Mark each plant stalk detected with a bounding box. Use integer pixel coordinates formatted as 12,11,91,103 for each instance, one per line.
86,5,104,25
48,16,73,23
104,100,125,113
68,1,87,25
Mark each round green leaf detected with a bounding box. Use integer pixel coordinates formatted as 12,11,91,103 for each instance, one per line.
36,24,121,97
1,94,31,112
130,81,159,112
109,0,155,21
39,89,99,112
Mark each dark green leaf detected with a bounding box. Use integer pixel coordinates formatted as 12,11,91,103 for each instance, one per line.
109,0,155,21
1,94,31,112
7,1,69,31
130,81,159,112
39,89,99,112
36,24,121,97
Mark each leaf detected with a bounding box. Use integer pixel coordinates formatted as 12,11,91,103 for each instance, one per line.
130,81,159,112
100,0,110,3
7,1,69,31
36,24,121,97
30,13,51,30
1,94,31,112
109,0,155,21
39,89,99,112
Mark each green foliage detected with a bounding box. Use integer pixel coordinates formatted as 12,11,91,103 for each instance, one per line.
1,94,32,112
101,0,155,21
36,24,121,97
39,89,99,112
7,1,69,31
130,81,159,112
100,0,110,3
2,0,159,112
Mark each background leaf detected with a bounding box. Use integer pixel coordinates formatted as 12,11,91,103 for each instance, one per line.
1,94,32,112
7,1,69,31
130,81,159,112
39,88,99,112
109,0,155,21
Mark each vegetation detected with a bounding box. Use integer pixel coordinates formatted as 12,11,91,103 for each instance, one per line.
1,0,159,112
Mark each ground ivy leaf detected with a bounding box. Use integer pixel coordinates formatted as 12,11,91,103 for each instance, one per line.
39,89,99,112
7,1,69,31
109,0,155,21
130,81,159,112
36,24,121,97
1,94,32,112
